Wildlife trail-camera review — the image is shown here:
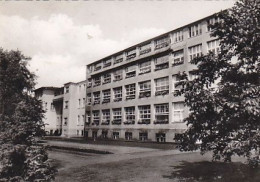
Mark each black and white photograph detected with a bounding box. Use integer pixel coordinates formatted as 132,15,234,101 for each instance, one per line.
0,0,259,181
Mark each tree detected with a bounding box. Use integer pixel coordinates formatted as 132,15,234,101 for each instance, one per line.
0,48,56,181
175,0,260,167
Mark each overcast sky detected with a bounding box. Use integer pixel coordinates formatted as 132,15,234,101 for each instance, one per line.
0,1,235,88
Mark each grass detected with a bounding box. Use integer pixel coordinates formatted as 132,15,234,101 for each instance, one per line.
49,150,260,182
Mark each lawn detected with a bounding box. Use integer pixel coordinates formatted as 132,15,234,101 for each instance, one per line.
49,149,260,182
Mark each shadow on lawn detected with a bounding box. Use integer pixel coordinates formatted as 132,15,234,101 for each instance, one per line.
163,161,260,182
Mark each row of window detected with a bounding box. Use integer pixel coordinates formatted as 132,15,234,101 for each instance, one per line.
86,102,184,126
90,131,167,142
88,39,219,88
87,74,187,105
88,18,220,73
64,83,87,94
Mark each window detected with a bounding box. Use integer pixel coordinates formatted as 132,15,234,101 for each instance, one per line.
113,132,119,139
86,111,91,124
138,105,151,124
113,87,122,102
125,132,133,140
172,49,184,66
155,36,170,50
207,39,220,54
78,99,81,108
103,73,111,84
113,69,123,82
173,102,184,122
87,78,92,88
112,108,122,125
139,43,151,55
87,93,92,105
126,49,136,60
93,76,101,87
155,77,169,96
103,58,112,68
82,98,86,107
114,54,123,64
154,104,169,124
81,115,85,125
64,117,68,125
64,101,69,109
102,89,111,103
156,133,166,142
94,62,102,71
101,110,110,125
125,84,136,100
65,86,69,93
173,30,183,43
139,81,151,98
172,75,184,93
139,132,148,141
207,17,220,32
92,110,100,125
93,92,100,105
102,130,108,139
125,65,136,78
124,107,135,124
77,115,80,126
50,103,54,111
139,61,151,75
189,23,202,37
154,54,169,71
188,44,202,62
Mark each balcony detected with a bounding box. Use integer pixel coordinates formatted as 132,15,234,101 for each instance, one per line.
102,79,111,84
125,72,136,79
103,62,112,68
102,98,110,104
114,58,123,64
93,100,100,105
155,90,169,96
112,119,122,125
155,41,170,50
126,53,136,60
101,120,110,125
92,121,100,125
154,63,169,71
126,95,135,100
123,120,135,125
93,81,101,87
138,119,150,124
172,57,184,66
140,47,151,55
113,77,123,82
114,98,122,102
139,68,151,75
154,120,169,124
94,65,102,71
139,91,151,98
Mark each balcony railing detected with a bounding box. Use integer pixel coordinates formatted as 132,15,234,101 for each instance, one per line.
102,98,110,104
101,120,110,125
102,79,111,84
172,57,184,66
112,119,122,125
154,63,169,71
139,68,151,75
155,90,169,96
155,41,170,50
154,120,169,124
140,47,151,55
139,91,151,98
103,62,112,68
114,58,123,64
123,120,135,125
126,95,135,100
114,98,122,102
93,81,101,87
93,100,100,105
92,121,100,125
138,119,150,124
126,53,136,60
94,66,102,71
125,72,136,79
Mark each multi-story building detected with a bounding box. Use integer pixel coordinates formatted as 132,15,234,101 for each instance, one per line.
85,14,220,142
35,80,87,137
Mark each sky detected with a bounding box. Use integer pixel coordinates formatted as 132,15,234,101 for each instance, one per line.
0,0,235,88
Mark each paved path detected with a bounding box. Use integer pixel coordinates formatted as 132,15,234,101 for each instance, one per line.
46,140,164,154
